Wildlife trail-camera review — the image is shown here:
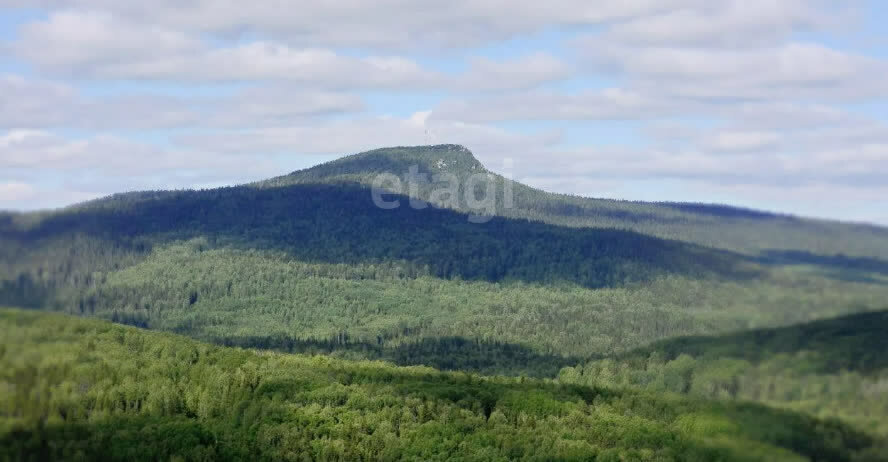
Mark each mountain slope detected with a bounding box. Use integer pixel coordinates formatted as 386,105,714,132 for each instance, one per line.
1,145,887,366
12,144,885,260
263,144,888,259
559,311,888,434
3,145,888,458
3,308,885,462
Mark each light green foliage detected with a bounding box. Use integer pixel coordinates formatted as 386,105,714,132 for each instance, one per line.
2,145,888,459
1,309,883,461
559,311,888,435
44,241,888,362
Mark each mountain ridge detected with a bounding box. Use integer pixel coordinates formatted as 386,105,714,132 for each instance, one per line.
3,145,888,261
10,143,885,235
269,144,796,221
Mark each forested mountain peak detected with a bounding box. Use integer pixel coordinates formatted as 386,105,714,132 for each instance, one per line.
282,144,488,184
4,142,888,260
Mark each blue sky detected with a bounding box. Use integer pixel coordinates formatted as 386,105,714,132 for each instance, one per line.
1,1,886,225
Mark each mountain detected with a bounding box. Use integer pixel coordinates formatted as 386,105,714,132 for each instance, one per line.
1,145,887,360
266,145,888,259
268,144,489,183
3,308,885,462
2,145,888,449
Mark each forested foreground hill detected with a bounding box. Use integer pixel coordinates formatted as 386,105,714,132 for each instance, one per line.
2,309,887,462
558,311,888,435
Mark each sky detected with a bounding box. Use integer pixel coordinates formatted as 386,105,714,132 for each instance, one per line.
0,1,886,225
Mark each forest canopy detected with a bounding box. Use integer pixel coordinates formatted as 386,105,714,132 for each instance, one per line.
3,146,888,460
2,309,886,462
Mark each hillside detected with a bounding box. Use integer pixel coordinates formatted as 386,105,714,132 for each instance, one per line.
559,311,888,434
2,145,888,455
1,145,887,367
264,145,888,259
2,308,886,462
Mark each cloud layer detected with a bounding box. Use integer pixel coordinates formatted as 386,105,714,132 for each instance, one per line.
0,1,885,224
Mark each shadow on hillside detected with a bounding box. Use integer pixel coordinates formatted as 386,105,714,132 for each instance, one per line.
0,183,756,292
208,334,581,378
624,310,888,374
659,202,785,220
0,276,53,309
517,198,673,224
756,250,888,280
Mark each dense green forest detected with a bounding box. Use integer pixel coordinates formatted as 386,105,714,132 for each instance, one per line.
3,145,888,459
558,311,888,435
23,240,888,366
3,309,887,461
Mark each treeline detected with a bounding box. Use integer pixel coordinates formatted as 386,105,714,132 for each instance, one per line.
558,311,888,435
29,241,888,366
0,180,750,304
213,335,580,378
2,308,886,461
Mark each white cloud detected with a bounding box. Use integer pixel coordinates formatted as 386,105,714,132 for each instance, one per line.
576,39,888,102
432,88,690,122
585,41,870,82
0,180,100,210
14,10,202,72
0,181,35,203
0,130,277,175
0,75,80,128
0,130,88,169
723,103,865,130
205,87,365,127
13,12,442,88
700,131,782,153
175,111,562,162
12,13,572,92
90,43,443,88
4,0,708,49
523,141,888,187
457,53,572,91
0,75,365,130
601,0,850,48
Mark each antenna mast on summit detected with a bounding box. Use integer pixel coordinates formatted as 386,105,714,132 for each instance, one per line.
424,128,437,145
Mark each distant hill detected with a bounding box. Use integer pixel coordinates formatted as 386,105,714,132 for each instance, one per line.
560,311,888,434
621,310,888,373
38,144,886,258
261,145,888,259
